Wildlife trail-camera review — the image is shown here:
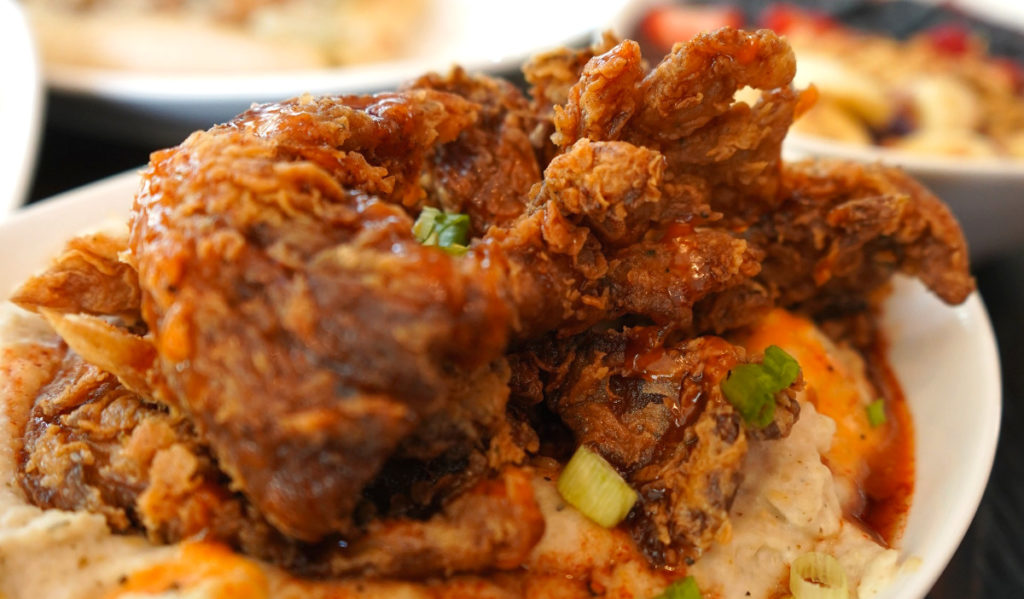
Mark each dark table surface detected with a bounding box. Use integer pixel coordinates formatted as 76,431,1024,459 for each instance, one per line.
24,110,1024,598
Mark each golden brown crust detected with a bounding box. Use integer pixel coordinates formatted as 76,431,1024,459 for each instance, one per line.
6,28,975,588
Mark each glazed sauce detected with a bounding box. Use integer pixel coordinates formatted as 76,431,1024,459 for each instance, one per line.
860,344,915,545
740,309,914,546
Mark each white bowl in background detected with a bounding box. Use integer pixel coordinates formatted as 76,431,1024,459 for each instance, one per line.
0,171,1002,599
0,0,44,217
38,0,627,145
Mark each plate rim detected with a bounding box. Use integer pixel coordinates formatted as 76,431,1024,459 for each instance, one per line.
37,0,626,104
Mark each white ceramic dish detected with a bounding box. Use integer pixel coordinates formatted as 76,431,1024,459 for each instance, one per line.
1,170,1002,599
0,0,44,217
40,0,627,145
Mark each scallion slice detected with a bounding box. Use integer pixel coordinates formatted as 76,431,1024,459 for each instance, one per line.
652,575,702,599
720,364,777,428
866,398,887,428
762,345,800,389
721,345,800,429
557,445,638,528
412,207,470,255
789,552,848,599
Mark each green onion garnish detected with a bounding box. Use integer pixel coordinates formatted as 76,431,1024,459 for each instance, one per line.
866,398,887,428
789,552,849,599
653,576,702,599
556,445,638,528
762,345,801,389
412,207,470,255
721,345,800,429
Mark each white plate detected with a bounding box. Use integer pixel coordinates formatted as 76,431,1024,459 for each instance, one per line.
1,170,1002,599
40,0,626,145
0,0,44,217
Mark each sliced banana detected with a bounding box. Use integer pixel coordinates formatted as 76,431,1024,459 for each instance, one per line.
792,100,873,145
893,128,997,157
793,53,892,128
906,75,980,132
1003,131,1024,158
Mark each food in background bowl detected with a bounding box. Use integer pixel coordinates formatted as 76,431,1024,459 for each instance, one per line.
0,28,984,599
776,7,1024,159
638,2,1024,159
22,0,427,72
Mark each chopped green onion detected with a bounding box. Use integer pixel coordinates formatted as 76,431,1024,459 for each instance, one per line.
721,345,800,428
866,398,887,428
720,363,777,428
652,576,702,599
557,445,638,528
762,345,800,389
789,552,848,599
412,207,470,255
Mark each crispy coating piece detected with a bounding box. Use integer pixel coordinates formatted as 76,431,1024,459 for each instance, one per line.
524,32,620,114
11,232,141,323
750,160,975,314
552,40,647,148
12,233,159,398
522,31,620,162
319,467,544,578
18,347,543,577
554,30,800,223
404,68,542,233
631,28,797,142
491,138,761,339
131,91,519,541
17,348,271,546
536,329,800,566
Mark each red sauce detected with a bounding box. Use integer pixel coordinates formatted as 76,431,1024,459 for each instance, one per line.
624,326,668,374
661,221,695,243
739,309,915,547
859,342,915,545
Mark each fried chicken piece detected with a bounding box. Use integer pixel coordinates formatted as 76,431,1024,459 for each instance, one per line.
522,31,620,162
319,467,544,578
749,160,975,315
535,329,800,566
131,75,767,544
403,68,542,233
131,90,524,541
17,348,282,549
18,347,543,577
686,160,974,335
491,138,761,339
553,30,801,223
11,231,140,324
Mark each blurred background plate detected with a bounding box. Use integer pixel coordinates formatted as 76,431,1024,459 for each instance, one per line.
610,0,1024,261
0,0,44,217
40,0,626,145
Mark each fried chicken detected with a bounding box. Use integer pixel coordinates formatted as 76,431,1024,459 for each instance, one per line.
553,29,802,223
529,329,800,567
9,27,976,584
754,160,975,311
